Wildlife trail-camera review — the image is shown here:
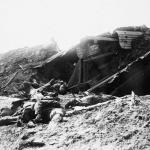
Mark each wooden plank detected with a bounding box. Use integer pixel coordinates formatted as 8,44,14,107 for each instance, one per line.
86,72,119,93
0,70,20,90
79,59,83,84
85,36,118,42
83,52,114,62
116,30,143,49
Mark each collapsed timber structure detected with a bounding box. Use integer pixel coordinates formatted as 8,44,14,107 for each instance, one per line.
67,25,150,95
0,25,150,96
31,25,150,96
24,26,150,95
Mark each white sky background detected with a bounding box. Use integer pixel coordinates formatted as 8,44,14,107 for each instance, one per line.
0,0,150,53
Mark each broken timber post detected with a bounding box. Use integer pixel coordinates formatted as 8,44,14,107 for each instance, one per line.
0,70,20,90
86,71,119,93
37,79,55,92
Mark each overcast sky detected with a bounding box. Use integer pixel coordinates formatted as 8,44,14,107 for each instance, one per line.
0,0,150,53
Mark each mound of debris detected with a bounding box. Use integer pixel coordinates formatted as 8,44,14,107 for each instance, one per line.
88,51,150,96
0,25,150,150
68,25,150,94
0,42,59,95
0,25,150,97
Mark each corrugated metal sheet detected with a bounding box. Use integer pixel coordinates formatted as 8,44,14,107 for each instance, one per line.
86,36,118,42
116,31,143,49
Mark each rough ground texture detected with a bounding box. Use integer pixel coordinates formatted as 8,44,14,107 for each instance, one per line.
0,94,150,150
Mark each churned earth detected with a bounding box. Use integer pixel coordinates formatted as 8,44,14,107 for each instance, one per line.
0,94,150,150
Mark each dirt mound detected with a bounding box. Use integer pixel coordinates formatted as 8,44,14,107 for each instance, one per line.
0,94,150,150
0,43,58,95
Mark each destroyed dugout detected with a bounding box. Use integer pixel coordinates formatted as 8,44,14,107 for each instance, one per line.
1,25,150,97
32,25,150,96
71,26,150,95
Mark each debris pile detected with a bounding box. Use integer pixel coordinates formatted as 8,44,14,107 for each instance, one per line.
0,78,68,126
0,76,110,127
0,42,59,95
0,25,150,149
87,51,150,96
0,25,150,97
68,25,150,93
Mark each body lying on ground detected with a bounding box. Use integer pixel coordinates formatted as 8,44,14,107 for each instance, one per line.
65,94,101,109
65,93,115,109
33,100,62,123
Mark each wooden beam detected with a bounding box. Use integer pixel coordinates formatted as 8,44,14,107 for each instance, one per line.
83,52,114,62
86,72,119,93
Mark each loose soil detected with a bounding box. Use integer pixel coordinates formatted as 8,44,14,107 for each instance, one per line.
0,94,150,150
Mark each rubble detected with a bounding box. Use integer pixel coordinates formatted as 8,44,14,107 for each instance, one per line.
0,25,150,149
88,51,150,96
0,26,150,97
0,42,59,95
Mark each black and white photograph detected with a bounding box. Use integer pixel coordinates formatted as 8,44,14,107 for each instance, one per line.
0,0,150,149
